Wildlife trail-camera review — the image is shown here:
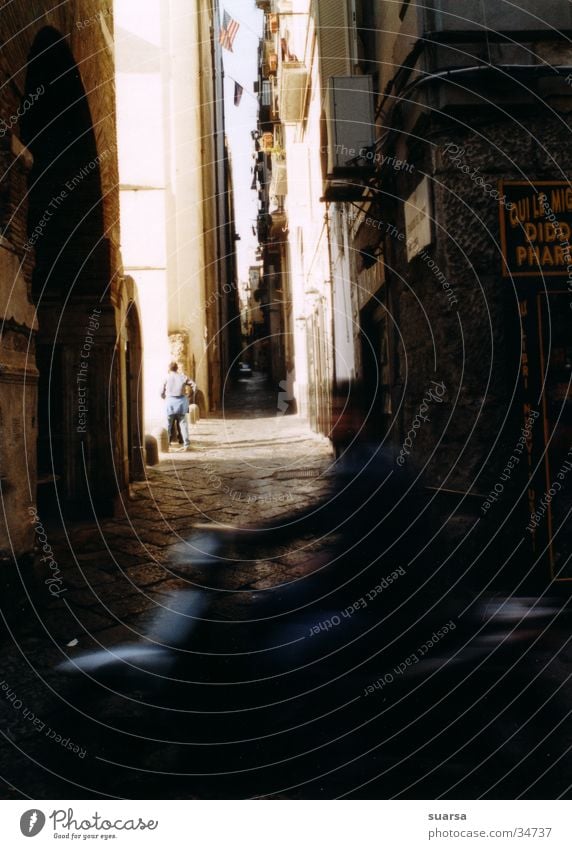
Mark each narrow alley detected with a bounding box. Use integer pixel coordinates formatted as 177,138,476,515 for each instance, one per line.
1,0,572,818
1,378,571,800
0,377,339,798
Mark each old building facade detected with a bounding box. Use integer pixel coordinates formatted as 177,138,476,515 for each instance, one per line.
0,0,239,597
0,2,140,584
361,0,572,584
253,0,572,584
116,0,240,435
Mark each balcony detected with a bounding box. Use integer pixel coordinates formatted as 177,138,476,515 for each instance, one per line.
278,62,308,123
424,0,572,33
262,39,278,78
387,1,572,91
270,155,287,198
257,212,272,243
270,209,288,241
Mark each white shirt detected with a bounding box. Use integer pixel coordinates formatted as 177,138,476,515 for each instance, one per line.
164,372,192,396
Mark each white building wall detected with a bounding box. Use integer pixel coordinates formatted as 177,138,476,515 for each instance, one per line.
281,2,334,430
115,0,169,434
165,0,208,400
115,0,211,434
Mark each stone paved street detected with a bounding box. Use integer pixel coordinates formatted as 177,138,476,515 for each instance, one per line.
1,374,571,800
0,375,342,799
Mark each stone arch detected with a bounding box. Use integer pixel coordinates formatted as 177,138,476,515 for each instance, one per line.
21,27,116,516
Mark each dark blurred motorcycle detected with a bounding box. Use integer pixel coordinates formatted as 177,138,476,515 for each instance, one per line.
55,444,572,798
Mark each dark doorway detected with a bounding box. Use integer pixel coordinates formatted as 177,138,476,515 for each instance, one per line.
21,28,110,515
360,299,390,438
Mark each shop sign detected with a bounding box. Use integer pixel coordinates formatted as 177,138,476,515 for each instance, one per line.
499,180,572,277
405,177,432,261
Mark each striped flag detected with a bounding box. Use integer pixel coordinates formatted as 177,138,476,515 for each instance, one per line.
234,81,244,106
219,10,239,52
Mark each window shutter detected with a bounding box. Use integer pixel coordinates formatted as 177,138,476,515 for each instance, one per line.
316,0,350,94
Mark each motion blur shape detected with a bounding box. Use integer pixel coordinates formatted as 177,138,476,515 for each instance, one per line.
57,442,571,799
238,362,252,378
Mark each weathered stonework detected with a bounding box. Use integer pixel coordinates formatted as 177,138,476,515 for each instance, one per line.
0,2,134,571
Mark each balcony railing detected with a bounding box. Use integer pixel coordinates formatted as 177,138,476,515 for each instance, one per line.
270,156,288,198
278,61,308,123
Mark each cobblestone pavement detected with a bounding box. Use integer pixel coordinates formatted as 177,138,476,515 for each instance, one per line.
0,374,346,799
0,374,570,800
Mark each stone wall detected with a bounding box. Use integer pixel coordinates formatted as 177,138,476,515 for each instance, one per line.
384,111,572,493
0,1,126,569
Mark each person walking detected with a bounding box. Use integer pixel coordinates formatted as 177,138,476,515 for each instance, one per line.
161,362,196,451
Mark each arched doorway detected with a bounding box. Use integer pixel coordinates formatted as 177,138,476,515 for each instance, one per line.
21,28,116,516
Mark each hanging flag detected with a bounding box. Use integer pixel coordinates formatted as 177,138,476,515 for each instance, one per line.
219,10,240,52
234,80,244,107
